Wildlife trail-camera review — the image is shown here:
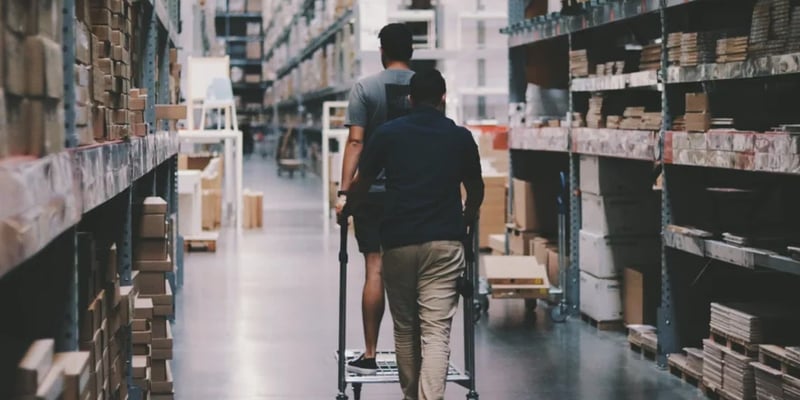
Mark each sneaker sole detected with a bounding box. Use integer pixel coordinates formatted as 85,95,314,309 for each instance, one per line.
346,365,378,375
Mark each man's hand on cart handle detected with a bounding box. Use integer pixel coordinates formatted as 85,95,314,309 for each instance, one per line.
335,193,348,217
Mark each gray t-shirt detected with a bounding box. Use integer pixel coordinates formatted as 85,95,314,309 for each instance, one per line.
345,69,415,191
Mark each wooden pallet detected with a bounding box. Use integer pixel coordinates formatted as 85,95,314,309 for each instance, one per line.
581,313,624,331
709,328,760,358
701,383,741,400
630,342,657,361
184,232,218,252
759,344,800,378
668,354,703,389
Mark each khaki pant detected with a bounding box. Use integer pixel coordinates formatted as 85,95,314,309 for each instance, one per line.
382,241,465,400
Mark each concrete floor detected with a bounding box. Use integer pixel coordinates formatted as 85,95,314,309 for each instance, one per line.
172,157,704,400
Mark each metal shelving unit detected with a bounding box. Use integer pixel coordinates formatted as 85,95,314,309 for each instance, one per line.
0,1,182,398
262,0,356,172
506,0,800,375
216,0,266,127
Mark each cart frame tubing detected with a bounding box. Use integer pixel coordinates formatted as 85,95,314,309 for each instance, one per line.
337,218,349,400
335,215,479,399
462,225,479,398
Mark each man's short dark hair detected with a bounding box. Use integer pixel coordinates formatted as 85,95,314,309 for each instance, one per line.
379,23,413,62
410,69,446,106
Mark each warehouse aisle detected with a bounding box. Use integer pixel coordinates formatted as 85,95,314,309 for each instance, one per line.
171,158,703,400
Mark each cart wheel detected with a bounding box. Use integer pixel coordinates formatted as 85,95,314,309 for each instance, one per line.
466,391,480,399
525,299,538,313
472,300,482,323
352,383,362,400
479,295,489,314
336,393,348,400
550,304,568,323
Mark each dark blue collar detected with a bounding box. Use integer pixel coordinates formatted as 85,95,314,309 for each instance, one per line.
412,105,443,115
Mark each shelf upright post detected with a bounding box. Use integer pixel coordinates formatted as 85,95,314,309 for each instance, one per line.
57,229,80,352
159,35,172,132
63,0,78,147
506,0,527,256
657,0,678,368
565,30,581,316
145,5,159,130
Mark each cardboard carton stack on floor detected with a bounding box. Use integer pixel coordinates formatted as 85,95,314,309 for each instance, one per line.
243,189,264,229
578,155,660,324
133,196,175,399
1,0,65,157
16,339,96,400
76,234,135,400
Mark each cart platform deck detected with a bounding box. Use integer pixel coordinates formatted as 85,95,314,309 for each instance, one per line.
337,350,471,384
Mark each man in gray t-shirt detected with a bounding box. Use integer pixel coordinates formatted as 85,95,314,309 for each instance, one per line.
336,23,415,375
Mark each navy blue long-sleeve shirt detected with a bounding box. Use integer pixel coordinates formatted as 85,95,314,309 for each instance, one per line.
357,106,484,250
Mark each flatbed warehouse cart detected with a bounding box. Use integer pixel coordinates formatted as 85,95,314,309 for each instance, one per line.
334,215,481,400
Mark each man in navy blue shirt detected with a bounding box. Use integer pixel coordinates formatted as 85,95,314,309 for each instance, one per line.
350,69,484,400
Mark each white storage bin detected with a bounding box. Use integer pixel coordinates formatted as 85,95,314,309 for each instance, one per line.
579,230,660,278
581,192,659,235
580,271,622,322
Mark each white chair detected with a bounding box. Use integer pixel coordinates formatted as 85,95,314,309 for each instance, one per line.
199,78,239,131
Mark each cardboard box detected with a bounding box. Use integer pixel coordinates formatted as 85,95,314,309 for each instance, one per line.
155,104,187,120
488,234,506,255
137,213,167,238
579,272,622,322
581,193,659,235
133,298,153,320
152,323,173,349
131,356,148,379
135,272,167,295
685,112,710,132
36,362,64,400
134,239,168,261
531,237,550,266
546,247,560,287
152,318,168,339
508,229,536,255
53,352,91,400
150,360,173,394
246,0,263,12
512,178,556,232
17,339,56,394
23,98,65,156
32,0,63,40
132,329,151,345
685,93,708,113
578,230,660,278
623,267,660,326
579,155,653,195
139,197,168,214
5,29,27,95
154,304,173,317
132,344,150,357
135,256,173,273
476,175,507,248
151,347,172,361
246,42,261,59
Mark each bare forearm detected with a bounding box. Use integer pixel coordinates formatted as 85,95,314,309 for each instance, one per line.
463,178,485,223
340,143,362,191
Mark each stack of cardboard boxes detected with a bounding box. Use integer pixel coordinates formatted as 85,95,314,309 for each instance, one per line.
72,234,136,400
578,155,660,325
243,189,264,229
129,88,147,137
132,196,175,399
1,0,65,157
510,178,559,285
88,0,134,140
16,339,95,400
76,20,95,145
684,92,710,132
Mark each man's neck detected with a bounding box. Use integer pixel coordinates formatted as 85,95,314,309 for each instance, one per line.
384,61,410,70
